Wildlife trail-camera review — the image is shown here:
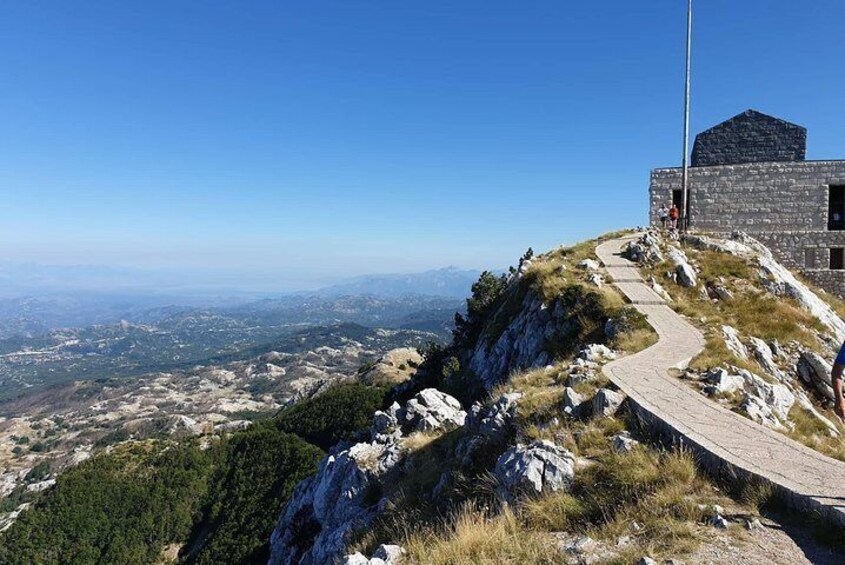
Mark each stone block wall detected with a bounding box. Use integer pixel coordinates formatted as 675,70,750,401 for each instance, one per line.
691,110,806,167
648,160,845,295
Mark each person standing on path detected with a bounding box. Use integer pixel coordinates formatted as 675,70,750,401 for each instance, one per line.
657,204,669,229
831,345,845,421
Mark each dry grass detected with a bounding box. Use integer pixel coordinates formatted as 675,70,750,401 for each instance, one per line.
403,504,559,565
402,430,445,453
786,405,845,462
614,327,659,354
643,247,823,351
401,434,737,565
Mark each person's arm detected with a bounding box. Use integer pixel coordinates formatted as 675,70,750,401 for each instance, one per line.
833,363,845,421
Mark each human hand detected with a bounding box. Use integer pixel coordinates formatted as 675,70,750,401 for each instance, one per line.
835,400,845,422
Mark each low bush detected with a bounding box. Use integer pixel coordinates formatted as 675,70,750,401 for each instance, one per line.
274,382,389,451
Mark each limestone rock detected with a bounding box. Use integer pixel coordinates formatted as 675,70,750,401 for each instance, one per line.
455,392,521,465
735,368,794,420
343,553,370,565
562,387,585,417
577,259,601,271
611,431,640,453
667,246,697,287
398,389,466,433
796,352,836,401
495,440,576,502
268,438,403,565
721,325,748,360
588,273,604,288
740,394,784,430
747,337,783,380
579,344,617,363
373,544,406,564
705,368,744,394
371,402,401,438
468,291,576,389
592,388,625,417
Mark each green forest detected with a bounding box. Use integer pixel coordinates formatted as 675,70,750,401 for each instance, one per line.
0,382,389,565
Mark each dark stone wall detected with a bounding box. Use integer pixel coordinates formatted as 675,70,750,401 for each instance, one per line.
691,109,806,167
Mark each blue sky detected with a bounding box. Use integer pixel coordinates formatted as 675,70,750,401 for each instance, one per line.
3,1,844,290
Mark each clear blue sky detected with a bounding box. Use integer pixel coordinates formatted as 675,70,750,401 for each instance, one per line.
3,1,844,290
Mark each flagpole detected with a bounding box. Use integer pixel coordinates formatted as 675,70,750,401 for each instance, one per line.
681,0,692,232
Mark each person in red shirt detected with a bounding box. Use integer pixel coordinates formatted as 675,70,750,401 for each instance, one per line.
668,204,680,230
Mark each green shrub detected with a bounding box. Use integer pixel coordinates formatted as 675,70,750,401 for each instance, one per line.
189,429,323,564
274,382,389,451
0,441,216,565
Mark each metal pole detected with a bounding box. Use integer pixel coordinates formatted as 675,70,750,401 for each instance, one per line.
681,0,692,232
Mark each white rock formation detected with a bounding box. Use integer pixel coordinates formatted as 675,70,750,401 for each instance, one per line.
577,259,601,271
592,388,625,417
495,440,576,502
455,392,521,465
398,388,466,433
343,544,405,565
562,387,585,417
747,337,784,380
797,352,836,401
741,394,785,430
579,344,617,362
733,368,794,421
667,246,697,287
721,326,748,360
705,368,744,394
611,431,640,453
269,389,464,565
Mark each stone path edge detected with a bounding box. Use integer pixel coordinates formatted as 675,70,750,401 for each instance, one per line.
596,235,845,529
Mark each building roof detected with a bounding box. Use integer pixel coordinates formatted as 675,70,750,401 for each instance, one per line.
691,109,806,167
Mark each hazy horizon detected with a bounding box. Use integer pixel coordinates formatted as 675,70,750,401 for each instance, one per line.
0,259,486,299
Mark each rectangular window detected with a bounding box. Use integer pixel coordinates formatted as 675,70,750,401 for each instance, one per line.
830,248,844,270
828,186,845,230
805,248,816,269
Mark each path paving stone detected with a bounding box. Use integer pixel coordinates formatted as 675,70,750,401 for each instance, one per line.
596,236,845,528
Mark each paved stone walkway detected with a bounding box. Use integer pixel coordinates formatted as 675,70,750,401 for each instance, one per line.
596,235,845,528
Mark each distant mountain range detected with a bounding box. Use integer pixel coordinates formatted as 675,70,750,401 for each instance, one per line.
318,266,480,298
0,266,479,338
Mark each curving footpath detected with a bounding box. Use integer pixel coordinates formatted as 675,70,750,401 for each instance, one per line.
596,235,845,528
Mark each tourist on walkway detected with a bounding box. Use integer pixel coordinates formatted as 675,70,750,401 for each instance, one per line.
668,204,680,230
658,204,669,229
831,344,845,421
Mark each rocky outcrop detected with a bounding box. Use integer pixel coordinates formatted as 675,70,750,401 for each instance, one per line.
734,368,794,421
704,368,744,395
747,337,783,380
796,352,836,401
360,348,422,386
268,389,464,565
455,392,521,466
268,441,402,565
592,388,625,417
690,232,845,342
562,387,586,417
494,440,576,502
468,291,584,390
398,388,466,432
721,326,748,360
667,246,697,287
622,232,663,264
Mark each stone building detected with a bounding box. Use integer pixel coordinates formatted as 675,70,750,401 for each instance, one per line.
649,109,845,295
